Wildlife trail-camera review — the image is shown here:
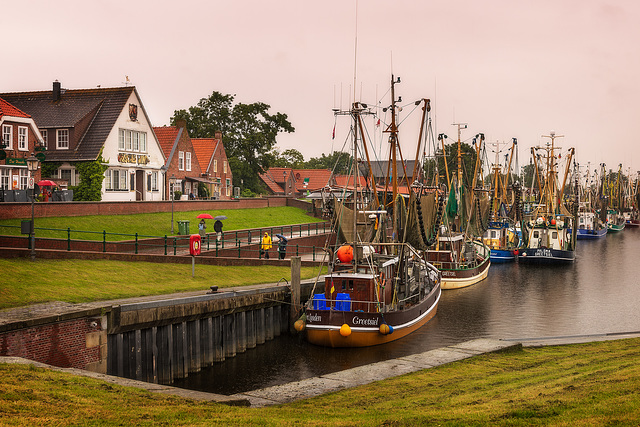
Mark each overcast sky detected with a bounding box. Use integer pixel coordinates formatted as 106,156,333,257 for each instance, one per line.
3,0,639,175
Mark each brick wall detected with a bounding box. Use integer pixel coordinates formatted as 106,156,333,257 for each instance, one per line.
0,317,107,372
0,196,294,219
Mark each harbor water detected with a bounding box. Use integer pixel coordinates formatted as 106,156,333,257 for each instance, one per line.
173,228,640,395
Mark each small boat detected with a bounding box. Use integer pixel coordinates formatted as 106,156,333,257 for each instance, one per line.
576,208,607,239
606,209,626,232
483,220,521,261
428,231,491,288
519,132,577,264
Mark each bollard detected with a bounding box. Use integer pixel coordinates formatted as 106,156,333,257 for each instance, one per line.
290,256,301,331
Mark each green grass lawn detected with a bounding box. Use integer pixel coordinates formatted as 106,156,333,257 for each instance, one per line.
0,206,324,241
0,258,326,309
2,338,640,425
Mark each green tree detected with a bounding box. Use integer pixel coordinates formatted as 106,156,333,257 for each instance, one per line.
171,91,294,193
270,148,305,168
70,153,109,201
305,151,351,174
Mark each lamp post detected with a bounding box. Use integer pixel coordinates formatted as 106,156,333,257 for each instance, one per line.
169,174,176,234
26,154,39,261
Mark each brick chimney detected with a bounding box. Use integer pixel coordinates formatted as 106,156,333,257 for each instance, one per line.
215,130,222,140
53,81,61,102
175,119,187,129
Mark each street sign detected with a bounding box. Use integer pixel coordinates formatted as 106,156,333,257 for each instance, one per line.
28,177,35,189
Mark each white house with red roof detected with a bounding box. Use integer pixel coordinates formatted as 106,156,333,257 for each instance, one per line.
0,98,45,197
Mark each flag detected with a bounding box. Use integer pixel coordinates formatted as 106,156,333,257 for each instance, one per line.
332,124,335,140
376,119,380,127
330,280,335,294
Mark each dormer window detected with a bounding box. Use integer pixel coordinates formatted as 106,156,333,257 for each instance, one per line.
57,129,69,149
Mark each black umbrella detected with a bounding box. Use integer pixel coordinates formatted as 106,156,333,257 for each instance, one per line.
275,233,288,242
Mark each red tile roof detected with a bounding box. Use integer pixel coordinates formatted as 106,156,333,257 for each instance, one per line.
191,138,220,173
259,171,285,193
0,97,31,119
153,126,180,158
292,169,333,192
334,174,368,188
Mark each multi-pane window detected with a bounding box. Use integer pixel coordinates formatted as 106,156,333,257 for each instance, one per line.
213,159,218,172
57,129,69,149
223,160,227,174
147,171,158,192
18,127,28,151
186,152,192,171
178,151,184,171
105,169,128,191
118,129,126,150
0,168,9,189
2,125,12,149
118,129,147,152
40,130,48,149
19,169,28,189
226,178,231,196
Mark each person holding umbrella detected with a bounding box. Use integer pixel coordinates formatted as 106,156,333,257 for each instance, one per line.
261,231,272,259
276,234,288,259
214,215,227,242
196,213,214,238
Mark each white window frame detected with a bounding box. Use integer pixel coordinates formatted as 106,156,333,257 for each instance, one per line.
213,159,218,173
186,152,192,171
226,178,231,196
118,129,125,150
2,125,12,150
140,132,147,153
57,129,69,149
19,169,29,190
223,160,227,174
126,130,133,151
178,151,184,171
18,126,28,151
133,132,139,152
40,129,48,149
0,168,10,190
151,171,158,191
105,168,129,191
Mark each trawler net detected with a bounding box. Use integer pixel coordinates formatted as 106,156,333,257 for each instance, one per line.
333,199,380,245
404,191,440,250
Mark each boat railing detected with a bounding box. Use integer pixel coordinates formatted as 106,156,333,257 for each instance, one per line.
311,293,385,313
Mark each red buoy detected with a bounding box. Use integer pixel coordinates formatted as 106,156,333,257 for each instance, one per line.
337,245,354,263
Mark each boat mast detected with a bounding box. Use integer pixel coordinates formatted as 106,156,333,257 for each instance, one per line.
384,75,401,241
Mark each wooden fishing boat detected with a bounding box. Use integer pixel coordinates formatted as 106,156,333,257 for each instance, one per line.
606,209,626,232
428,232,491,288
519,131,577,264
302,75,441,348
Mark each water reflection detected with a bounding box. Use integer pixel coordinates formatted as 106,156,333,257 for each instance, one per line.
173,229,640,395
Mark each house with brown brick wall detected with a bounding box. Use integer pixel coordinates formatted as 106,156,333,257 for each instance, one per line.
259,167,334,197
0,82,166,201
0,98,45,199
153,120,211,200
191,132,234,199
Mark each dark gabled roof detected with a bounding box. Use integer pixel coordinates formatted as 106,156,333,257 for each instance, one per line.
0,86,134,162
368,160,417,179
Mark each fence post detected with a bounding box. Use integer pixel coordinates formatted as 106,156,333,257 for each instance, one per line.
173,237,177,255
313,245,315,261
300,224,303,237
103,230,106,252
67,228,71,251
135,233,138,254
207,234,210,251
238,240,241,258
215,238,219,257
296,244,299,257
248,230,251,244
164,235,167,255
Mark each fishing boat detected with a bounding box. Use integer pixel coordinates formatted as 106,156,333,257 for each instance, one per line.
302,76,441,348
603,164,626,232
481,139,523,262
576,165,607,239
519,131,578,263
606,208,626,232
421,124,491,288
622,169,640,227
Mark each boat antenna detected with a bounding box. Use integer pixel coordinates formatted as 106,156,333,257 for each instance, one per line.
353,0,359,103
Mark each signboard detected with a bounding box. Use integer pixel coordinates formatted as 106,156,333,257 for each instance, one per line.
189,234,201,256
6,158,27,166
118,153,150,165
28,177,34,189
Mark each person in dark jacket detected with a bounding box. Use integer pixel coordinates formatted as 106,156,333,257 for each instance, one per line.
214,220,223,242
277,235,288,259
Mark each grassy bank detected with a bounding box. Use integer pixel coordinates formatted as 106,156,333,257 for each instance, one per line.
0,206,324,240
2,338,640,425
0,258,325,309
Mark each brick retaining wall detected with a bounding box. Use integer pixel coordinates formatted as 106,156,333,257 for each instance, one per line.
0,196,312,219
0,317,107,372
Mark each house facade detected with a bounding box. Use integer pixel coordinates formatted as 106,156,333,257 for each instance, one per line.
0,98,44,197
154,120,207,200
191,132,234,199
0,82,166,201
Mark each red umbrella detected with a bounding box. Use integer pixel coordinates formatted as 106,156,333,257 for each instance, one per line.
197,213,214,219
37,180,56,186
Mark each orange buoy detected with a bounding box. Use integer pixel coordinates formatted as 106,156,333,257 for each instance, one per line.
339,323,351,337
379,323,390,335
337,245,354,263
294,319,306,332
